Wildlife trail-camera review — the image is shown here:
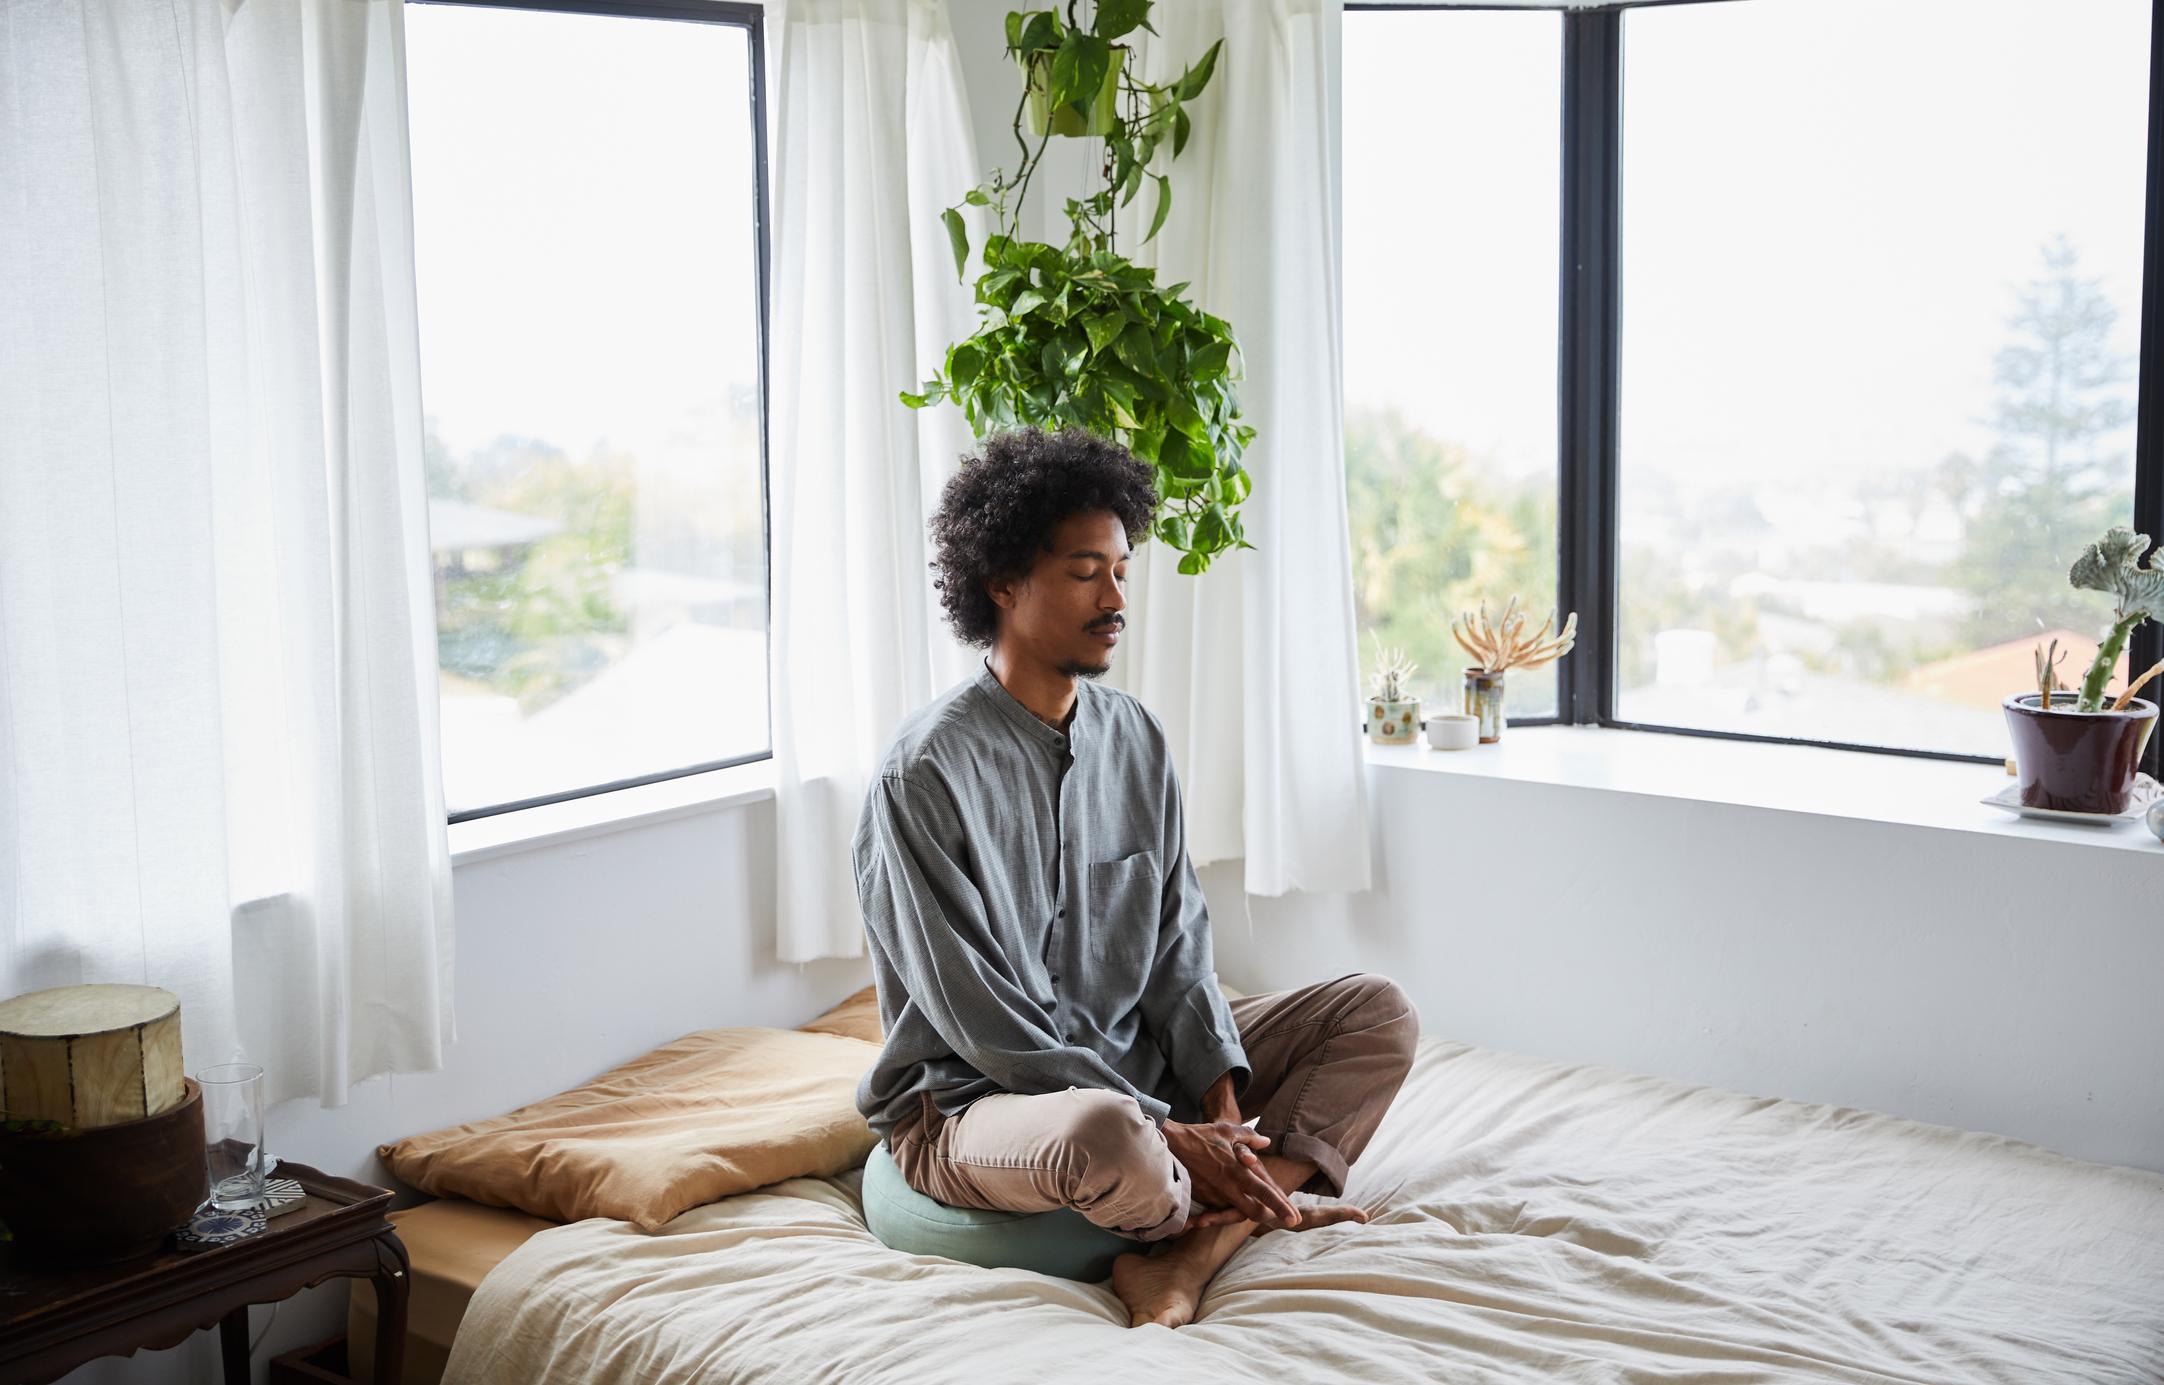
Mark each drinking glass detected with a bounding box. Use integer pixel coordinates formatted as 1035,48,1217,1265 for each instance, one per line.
197,1062,267,1211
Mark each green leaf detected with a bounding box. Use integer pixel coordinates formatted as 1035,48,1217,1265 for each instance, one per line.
1145,174,1173,244
1010,288,1048,317
1099,375,1141,428
1165,393,1208,441
1114,324,1157,377
950,342,985,389
942,207,969,281
1015,10,1058,54
1093,0,1150,42
1051,33,1111,113
1189,339,1231,380
1054,333,1089,376
963,188,991,207
1195,504,1230,550
1177,550,1207,576
1177,39,1222,101
1174,106,1192,157
1083,312,1125,356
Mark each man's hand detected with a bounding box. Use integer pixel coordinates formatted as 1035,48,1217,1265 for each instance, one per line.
1161,1118,1302,1230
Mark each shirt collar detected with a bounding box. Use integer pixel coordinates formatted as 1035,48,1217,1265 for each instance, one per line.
975,658,1089,755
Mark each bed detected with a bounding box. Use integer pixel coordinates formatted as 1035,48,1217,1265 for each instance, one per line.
417,1033,2164,1384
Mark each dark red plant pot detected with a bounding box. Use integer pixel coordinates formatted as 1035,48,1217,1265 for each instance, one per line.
0,1077,206,1266
2002,693,2158,815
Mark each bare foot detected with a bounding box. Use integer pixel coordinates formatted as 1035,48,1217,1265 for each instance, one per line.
1110,1249,1211,1329
1267,1201,1371,1233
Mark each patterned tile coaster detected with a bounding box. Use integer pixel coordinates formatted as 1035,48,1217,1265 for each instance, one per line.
177,1206,267,1251
262,1178,306,1218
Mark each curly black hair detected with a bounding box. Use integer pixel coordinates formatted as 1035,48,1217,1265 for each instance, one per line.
928,427,1160,648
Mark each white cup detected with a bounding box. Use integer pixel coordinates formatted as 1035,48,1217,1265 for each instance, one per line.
1426,713,1477,751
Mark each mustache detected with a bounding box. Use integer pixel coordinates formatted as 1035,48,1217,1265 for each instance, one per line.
1087,617,1125,633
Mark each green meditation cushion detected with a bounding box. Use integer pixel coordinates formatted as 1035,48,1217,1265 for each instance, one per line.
860,1138,1154,1281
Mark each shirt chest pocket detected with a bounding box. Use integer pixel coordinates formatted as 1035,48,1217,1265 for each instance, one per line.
1086,849,1162,983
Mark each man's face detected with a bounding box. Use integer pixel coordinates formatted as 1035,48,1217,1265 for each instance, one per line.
988,509,1131,679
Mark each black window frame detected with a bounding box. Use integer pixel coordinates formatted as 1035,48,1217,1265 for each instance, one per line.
410,0,775,825
1351,0,2164,779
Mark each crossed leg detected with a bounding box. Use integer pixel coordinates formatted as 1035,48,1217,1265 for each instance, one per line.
888,972,1419,1328
1109,1149,1372,1329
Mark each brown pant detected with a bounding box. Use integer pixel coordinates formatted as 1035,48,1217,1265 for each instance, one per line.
886,972,1418,1244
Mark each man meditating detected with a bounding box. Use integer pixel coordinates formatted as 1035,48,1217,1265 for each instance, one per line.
852,427,1419,1330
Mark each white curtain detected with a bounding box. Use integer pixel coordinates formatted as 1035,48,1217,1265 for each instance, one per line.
766,0,984,962
1109,0,1373,895
0,0,455,1105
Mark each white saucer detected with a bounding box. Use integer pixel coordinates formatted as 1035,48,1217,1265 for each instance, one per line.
1981,772,2162,824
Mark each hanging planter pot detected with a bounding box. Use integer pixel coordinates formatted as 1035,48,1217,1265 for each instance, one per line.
1021,46,1127,138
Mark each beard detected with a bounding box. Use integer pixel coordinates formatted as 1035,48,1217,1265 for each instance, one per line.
1059,656,1113,680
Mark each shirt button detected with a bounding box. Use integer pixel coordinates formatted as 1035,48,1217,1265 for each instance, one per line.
1049,973,1060,984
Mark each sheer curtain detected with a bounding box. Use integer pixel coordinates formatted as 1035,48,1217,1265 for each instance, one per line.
0,0,454,1105
766,0,984,961
1109,0,1373,896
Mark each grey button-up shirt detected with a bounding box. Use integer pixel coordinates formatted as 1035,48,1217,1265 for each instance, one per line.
852,659,1251,1147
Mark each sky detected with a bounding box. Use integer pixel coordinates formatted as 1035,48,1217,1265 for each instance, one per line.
401,5,762,466
1340,0,2152,489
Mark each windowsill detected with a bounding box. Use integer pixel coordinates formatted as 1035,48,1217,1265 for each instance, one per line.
1365,725,2162,855
447,758,778,867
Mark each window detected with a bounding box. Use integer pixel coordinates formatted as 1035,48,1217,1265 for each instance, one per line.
404,1,769,819
1617,0,2151,756
1344,11,1564,720
1346,0,2161,773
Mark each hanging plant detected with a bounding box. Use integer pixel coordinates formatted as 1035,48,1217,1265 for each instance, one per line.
900,2,1254,576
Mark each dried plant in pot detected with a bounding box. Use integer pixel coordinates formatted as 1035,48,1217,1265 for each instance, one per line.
1365,637,1420,746
1452,597,1577,744
2005,526,2163,815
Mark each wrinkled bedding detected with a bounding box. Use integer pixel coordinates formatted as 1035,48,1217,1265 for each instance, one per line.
443,1036,2164,1383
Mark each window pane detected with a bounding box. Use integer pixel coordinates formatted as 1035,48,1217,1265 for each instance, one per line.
1618,0,2148,755
1344,12,1563,723
405,5,767,815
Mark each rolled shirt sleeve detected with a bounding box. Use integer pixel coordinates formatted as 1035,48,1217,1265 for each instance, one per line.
855,769,1174,1122
1137,728,1251,1114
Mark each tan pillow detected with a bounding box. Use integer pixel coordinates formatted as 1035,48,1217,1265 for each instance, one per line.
798,983,883,1043
376,1026,882,1231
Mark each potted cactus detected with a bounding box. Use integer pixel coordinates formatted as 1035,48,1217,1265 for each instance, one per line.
1366,637,1421,746
1452,596,1578,744
2005,526,2163,815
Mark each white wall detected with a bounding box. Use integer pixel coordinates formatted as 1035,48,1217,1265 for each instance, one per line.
1201,758,2164,1176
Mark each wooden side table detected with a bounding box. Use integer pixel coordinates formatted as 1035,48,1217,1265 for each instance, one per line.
0,1160,409,1385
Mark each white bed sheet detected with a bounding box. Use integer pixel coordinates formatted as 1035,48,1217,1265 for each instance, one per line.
443,1036,2164,1384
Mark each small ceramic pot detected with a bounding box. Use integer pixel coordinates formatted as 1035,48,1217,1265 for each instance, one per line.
2146,795,2164,844
1426,713,1478,751
2002,693,2158,815
1463,668,1506,744
1368,696,1421,745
